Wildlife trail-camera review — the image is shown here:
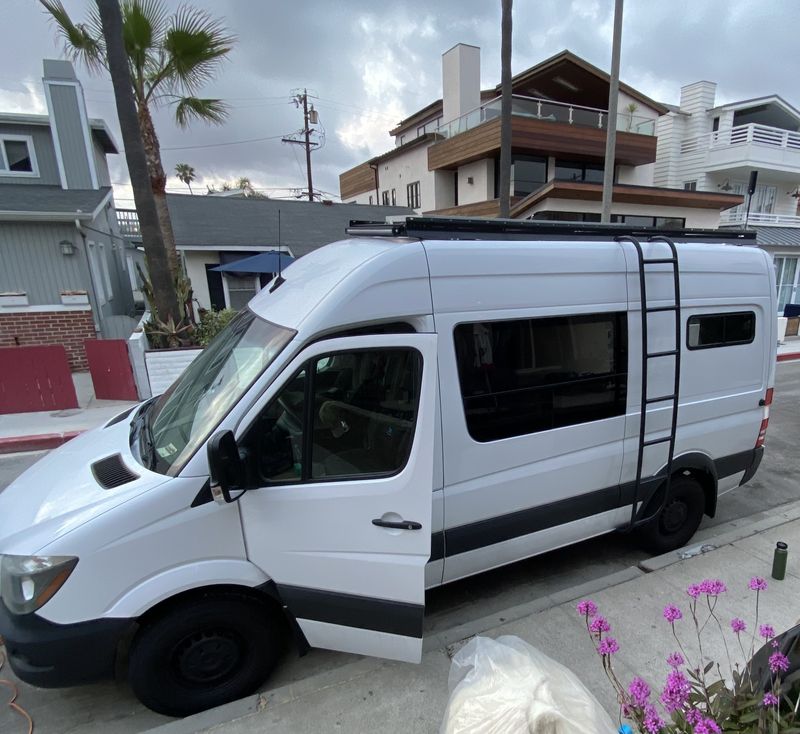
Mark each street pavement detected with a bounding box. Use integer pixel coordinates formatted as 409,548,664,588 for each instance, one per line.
0,360,798,733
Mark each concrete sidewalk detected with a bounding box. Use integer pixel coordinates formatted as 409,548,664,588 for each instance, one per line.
0,372,137,453
161,509,800,734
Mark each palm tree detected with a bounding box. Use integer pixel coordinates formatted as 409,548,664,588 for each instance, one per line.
498,0,513,218
175,163,196,194
41,0,234,277
96,0,179,326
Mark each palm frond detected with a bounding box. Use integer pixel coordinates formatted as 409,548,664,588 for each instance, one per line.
118,0,169,96
39,0,104,72
162,5,235,95
174,96,228,128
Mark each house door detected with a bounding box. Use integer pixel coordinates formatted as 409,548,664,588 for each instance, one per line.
775,256,799,313
238,333,438,663
205,265,226,311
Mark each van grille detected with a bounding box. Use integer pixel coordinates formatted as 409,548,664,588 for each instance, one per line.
92,454,139,489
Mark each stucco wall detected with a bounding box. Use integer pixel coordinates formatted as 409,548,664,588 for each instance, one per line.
183,250,220,311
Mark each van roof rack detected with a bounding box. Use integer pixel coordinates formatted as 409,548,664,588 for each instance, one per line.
346,217,757,244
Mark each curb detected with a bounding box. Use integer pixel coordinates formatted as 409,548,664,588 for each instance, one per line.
777,351,800,362
0,430,82,455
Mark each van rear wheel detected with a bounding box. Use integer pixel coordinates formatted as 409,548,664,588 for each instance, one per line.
128,593,285,717
635,474,705,554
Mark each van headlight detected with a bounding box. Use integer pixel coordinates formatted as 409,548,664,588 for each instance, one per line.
0,555,78,615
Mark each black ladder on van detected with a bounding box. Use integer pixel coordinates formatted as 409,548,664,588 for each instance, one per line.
616,235,682,531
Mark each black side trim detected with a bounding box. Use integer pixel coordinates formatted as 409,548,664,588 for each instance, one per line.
716,449,756,480
740,447,763,485
276,584,423,638
0,601,131,688
190,479,213,508
430,531,444,562
255,580,310,656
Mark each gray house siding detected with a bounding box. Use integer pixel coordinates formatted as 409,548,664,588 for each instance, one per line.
0,221,90,303
93,138,111,187
48,85,93,189
0,123,61,186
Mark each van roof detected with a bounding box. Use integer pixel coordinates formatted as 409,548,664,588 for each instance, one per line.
346,217,758,245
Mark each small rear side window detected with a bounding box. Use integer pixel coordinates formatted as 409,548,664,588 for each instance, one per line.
687,312,755,350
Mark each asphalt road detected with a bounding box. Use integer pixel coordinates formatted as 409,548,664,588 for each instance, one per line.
1,361,798,733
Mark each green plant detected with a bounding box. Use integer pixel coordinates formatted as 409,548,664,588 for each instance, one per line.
195,308,237,346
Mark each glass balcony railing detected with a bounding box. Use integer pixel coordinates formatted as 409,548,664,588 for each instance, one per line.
436,94,656,140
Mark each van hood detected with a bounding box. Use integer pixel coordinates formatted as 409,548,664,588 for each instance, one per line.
0,411,170,555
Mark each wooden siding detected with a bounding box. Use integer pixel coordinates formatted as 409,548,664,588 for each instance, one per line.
428,116,658,171
424,196,524,218
0,123,61,186
0,222,90,304
509,181,744,217
49,84,93,189
340,161,376,200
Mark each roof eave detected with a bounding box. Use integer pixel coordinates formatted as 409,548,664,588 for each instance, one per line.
0,210,95,222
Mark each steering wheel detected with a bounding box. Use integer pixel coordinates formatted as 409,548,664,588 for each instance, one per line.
278,395,303,427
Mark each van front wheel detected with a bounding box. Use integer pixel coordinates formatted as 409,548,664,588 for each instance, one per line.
636,474,705,554
128,594,284,717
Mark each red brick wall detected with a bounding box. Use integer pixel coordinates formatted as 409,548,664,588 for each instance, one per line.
0,309,98,371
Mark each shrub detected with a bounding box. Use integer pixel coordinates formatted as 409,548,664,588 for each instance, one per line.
195,308,237,346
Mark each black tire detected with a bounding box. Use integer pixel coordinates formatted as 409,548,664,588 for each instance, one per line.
636,473,705,554
128,593,285,717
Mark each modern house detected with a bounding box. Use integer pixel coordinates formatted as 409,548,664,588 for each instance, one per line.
118,196,414,312
0,59,136,370
654,82,800,312
340,45,743,228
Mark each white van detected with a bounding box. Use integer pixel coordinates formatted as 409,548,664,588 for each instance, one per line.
0,220,775,716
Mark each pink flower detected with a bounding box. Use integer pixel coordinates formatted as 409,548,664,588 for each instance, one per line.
685,709,703,726
667,652,684,668
699,579,727,596
749,576,768,591
769,651,790,674
694,718,721,734
663,604,683,623
577,599,598,617
687,583,702,598
763,692,779,707
642,703,664,734
628,677,651,707
597,637,619,656
661,668,691,712
730,618,747,634
589,615,611,635
759,623,776,640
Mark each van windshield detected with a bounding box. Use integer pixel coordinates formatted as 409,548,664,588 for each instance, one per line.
140,309,295,475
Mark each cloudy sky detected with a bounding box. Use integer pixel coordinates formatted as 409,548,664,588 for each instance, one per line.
2,0,797,205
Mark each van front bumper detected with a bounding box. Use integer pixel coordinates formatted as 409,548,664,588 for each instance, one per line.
0,600,132,688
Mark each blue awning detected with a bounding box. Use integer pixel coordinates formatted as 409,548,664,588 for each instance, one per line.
211,251,294,274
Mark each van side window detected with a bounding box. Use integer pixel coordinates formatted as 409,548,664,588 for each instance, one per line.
687,312,756,350
243,348,421,484
453,313,628,443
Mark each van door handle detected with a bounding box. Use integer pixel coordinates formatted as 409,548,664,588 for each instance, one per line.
372,518,422,530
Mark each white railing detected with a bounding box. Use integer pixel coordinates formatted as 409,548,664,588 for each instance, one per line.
117,208,140,237
719,211,800,226
680,123,800,155
436,94,656,140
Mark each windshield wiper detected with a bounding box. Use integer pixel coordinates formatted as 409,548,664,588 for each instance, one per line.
132,400,158,470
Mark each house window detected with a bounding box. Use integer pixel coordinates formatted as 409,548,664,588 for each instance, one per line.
775,257,799,313
610,214,686,229
687,312,756,350
391,188,396,206
407,181,420,209
512,155,548,197
453,313,628,442
683,181,697,191
0,135,38,176
554,159,605,183
381,190,389,205
241,348,422,483
224,274,260,310
729,182,777,217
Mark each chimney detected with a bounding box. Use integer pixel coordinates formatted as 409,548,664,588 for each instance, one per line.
442,44,481,125
679,81,717,138
42,59,99,190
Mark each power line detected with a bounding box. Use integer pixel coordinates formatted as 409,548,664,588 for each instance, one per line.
161,133,290,151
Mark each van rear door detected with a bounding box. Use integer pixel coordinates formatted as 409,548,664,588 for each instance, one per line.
237,334,437,663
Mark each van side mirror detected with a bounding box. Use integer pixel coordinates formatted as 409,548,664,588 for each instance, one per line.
207,430,246,504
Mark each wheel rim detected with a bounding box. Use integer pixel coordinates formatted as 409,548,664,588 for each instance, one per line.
172,629,243,686
661,498,688,535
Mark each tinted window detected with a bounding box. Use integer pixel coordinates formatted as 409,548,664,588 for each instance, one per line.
454,314,628,443
512,155,547,196
244,348,421,483
687,312,755,349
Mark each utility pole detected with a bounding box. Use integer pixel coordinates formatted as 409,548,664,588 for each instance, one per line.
601,0,623,223
283,89,319,201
